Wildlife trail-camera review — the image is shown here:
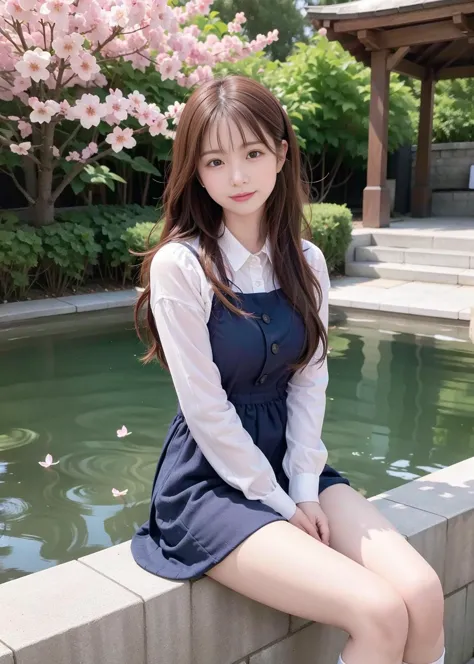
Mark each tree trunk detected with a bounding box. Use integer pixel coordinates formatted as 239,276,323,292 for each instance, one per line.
31,196,55,226
30,125,56,226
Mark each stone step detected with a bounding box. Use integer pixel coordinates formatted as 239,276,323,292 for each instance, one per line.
356,245,474,269
346,261,474,286
370,230,474,252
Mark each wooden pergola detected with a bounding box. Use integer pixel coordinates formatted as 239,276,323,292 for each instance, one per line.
307,0,474,228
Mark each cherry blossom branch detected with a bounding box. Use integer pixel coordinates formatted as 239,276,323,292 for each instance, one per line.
58,123,81,154
0,25,23,54
0,135,42,166
15,21,29,52
0,166,36,204
52,127,148,201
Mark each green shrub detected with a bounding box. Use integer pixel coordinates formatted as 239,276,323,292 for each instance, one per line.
122,220,163,254
37,221,101,295
304,203,352,273
57,205,161,284
0,212,43,301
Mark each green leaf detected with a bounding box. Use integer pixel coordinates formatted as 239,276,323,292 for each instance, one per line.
130,156,161,175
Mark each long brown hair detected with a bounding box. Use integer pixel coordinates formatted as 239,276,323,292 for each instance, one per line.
135,75,327,370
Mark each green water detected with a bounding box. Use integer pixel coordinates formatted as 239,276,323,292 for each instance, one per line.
1,311,473,583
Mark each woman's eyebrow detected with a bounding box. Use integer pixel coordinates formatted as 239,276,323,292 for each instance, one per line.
200,141,263,157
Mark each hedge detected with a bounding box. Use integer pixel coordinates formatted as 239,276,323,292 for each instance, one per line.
0,202,352,301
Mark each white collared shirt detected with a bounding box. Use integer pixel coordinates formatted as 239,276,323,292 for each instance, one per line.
149,225,329,520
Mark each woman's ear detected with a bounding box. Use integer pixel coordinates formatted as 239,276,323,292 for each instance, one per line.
276,139,288,173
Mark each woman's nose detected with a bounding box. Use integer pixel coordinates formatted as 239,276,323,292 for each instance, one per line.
230,167,249,187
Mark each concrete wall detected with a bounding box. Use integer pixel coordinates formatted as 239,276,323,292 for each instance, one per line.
0,458,473,664
412,142,474,217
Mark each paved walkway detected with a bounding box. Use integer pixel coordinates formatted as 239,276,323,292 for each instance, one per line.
329,276,473,321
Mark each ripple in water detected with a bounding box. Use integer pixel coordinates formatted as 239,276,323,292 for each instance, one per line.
0,428,39,452
0,497,30,523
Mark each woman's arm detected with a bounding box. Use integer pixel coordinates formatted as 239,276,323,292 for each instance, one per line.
283,242,330,504
150,243,297,520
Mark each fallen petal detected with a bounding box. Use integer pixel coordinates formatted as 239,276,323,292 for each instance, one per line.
116,425,132,438
112,488,128,497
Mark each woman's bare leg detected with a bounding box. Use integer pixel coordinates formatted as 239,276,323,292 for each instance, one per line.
206,520,409,664
319,484,445,664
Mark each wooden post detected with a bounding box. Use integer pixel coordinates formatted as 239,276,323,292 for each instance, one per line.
363,49,391,228
412,72,435,217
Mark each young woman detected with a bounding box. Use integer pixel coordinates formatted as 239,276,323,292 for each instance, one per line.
132,75,445,664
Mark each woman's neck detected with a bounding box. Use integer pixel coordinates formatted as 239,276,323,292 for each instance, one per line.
224,215,266,255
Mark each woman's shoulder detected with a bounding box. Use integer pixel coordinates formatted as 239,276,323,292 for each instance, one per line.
301,238,328,276
150,237,201,275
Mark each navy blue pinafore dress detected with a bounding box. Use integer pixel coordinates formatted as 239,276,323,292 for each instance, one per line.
131,243,349,580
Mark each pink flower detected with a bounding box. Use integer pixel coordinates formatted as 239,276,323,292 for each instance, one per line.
52,146,60,157
109,5,129,27
18,120,32,138
66,151,82,162
166,101,185,125
52,33,84,59
70,52,100,82
227,22,242,34
29,99,60,124
149,114,167,136
15,48,51,83
105,89,130,122
116,424,132,437
158,55,181,82
6,0,33,20
112,488,128,497
318,27,328,37
38,453,59,468
127,90,145,110
105,127,137,151
10,141,31,155
40,0,72,29
74,93,106,129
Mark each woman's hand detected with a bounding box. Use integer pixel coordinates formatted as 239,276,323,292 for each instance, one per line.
292,501,330,545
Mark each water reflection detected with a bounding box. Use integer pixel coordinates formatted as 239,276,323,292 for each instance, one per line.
0,321,473,583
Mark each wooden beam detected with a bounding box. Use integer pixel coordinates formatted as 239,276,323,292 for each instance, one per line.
387,46,410,71
357,29,382,51
453,13,474,34
431,39,470,66
363,50,391,228
437,65,474,79
393,59,426,80
332,2,474,33
415,42,445,64
378,20,467,50
412,73,435,218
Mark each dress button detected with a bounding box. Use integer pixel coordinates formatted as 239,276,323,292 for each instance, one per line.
259,374,268,384
271,343,279,354
262,314,271,324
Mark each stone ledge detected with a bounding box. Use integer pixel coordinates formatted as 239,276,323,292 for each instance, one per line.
0,459,473,664
0,289,138,324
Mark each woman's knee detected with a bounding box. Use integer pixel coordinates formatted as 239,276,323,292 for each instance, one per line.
398,564,445,632
350,581,409,653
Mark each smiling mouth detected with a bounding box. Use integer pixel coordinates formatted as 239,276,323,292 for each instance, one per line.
230,192,256,202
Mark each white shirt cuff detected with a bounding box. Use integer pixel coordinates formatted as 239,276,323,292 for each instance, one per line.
289,473,321,505
261,484,297,520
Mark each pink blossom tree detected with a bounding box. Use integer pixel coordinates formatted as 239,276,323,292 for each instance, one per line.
0,0,278,225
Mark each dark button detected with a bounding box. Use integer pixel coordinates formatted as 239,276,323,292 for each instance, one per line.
271,343,279,354
259,374,268,384
262,314,271,324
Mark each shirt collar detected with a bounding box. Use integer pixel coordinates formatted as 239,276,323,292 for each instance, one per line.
218,224,273,272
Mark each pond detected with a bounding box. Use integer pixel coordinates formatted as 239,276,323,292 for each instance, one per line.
1,309,473,584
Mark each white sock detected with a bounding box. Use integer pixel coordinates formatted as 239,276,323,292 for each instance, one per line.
404,648,445,664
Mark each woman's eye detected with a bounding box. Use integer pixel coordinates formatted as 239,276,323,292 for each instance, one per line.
248,151,262,159
208,159,222,167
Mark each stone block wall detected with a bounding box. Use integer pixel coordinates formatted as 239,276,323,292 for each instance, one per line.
412,142,474,216
0,458,473,664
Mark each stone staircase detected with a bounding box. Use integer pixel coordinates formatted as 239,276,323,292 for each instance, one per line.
346,229,474,286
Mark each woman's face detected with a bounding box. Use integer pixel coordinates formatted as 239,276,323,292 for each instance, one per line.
197,118,287,223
